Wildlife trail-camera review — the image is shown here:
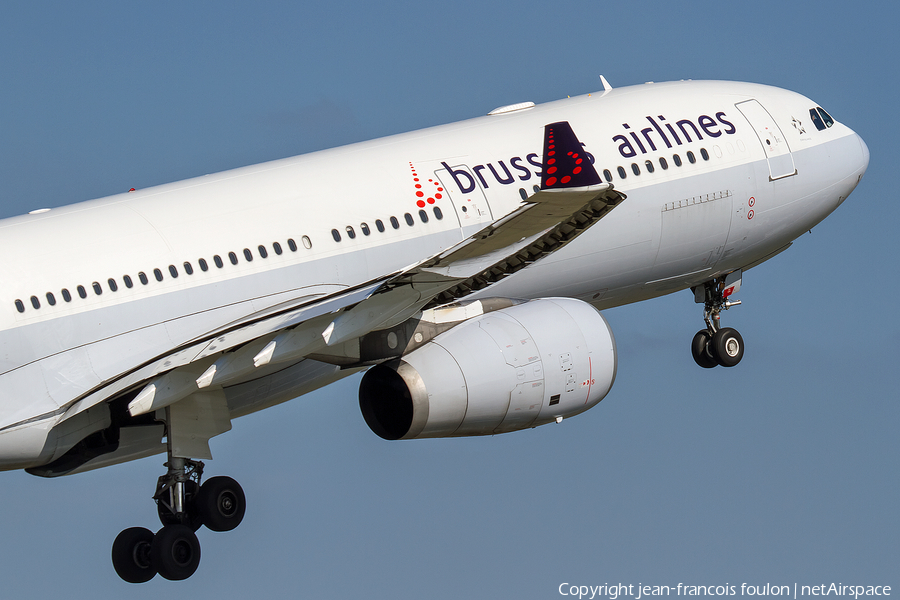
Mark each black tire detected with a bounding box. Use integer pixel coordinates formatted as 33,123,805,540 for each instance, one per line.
151,524,201,581
691,330,718,368
157,481,203,531
197,476,246,532
112,527,157,584
712,327,744,367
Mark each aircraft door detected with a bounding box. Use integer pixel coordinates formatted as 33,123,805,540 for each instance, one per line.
433,164,495,232
735,99,796,180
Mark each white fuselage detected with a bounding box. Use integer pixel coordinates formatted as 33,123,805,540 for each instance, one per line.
0,80,868,470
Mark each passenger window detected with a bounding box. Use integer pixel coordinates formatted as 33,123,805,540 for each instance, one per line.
345,226,356,239
108,278,118,291
700,148,710,161
184,262,194,275
404,213,414,226
154,269,164,281
302,236,312,249
532,185,540,193
168,265,178,278
272,243,282,255
78,285,87,298
659,157,669,170
228,252,238,265
138,273,149,285
631,163,641,176
673,154,682,167
617,166,627,179
243,248,253,261
518,188,528,200
332,229,341,242
92,282,103,295
433,207,443,220
258,245,268,258
375,220,385,232
390,216,400,229
46,292,56,306
419,210,428,223
123,275,133,288
199,258,209,271
288,238,298,252
361,223,370,236
644,160,654,173
62,289,72,302
14,299,24,313
687,151,696,164
214,255,224,268
603,169,613,182
31,295,41,309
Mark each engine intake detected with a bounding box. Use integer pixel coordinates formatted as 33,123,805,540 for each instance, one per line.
359,298,616,440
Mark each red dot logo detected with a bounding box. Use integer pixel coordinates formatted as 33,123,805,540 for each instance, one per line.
407,162,446,209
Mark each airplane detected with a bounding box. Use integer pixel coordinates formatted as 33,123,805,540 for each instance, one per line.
0,77,868,582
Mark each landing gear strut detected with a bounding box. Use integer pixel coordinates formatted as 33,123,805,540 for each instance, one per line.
111,406,245,582
690,271,744,368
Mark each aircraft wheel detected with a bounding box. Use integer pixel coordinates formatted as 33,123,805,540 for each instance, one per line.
112,526,157,583
151,524,201,581
711,327,744,367
197,476,246,532
691,330,718,368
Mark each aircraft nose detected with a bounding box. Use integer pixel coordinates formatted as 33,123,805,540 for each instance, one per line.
837,129,869,205
855,131,870,178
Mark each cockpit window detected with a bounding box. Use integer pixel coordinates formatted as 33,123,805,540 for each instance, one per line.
809,108,825,131
810,107,834,131
817,107,834,128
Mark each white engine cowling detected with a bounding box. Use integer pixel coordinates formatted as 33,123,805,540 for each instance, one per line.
358,298,616,440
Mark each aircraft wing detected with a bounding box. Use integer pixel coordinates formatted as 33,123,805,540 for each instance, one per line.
59,121,625,425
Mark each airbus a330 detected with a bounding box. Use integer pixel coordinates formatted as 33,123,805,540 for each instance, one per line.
0,78,868,582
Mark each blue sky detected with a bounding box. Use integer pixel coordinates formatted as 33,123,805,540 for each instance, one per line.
0,1,896,598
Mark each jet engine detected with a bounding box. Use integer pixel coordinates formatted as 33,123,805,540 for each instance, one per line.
359,298,616,440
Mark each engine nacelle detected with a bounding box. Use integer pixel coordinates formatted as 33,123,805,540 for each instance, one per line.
359,298,616,440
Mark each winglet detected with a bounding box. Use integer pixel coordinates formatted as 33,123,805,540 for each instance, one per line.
540,122,602,190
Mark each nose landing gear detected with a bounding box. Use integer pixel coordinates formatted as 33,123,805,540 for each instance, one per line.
690,272,744,368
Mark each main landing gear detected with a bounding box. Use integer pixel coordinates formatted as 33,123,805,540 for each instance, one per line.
111,457,246,582
111,412,246,584
690,272,745,368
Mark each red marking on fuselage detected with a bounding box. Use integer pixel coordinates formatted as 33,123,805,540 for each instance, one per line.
585,356,593,404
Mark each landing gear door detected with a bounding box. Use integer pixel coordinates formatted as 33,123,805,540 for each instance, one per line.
434,164,494,231
735,99,796,180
